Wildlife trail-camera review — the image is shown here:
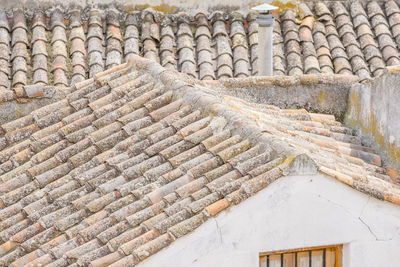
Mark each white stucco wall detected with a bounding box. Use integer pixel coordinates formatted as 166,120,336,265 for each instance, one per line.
138,174,400,267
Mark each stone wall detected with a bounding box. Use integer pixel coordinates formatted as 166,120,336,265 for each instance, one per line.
345,69,400,170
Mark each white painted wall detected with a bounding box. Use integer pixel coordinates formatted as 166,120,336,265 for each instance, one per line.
138,174,400,267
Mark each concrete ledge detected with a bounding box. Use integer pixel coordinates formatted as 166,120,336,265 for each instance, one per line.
201,74,359,120
202,73,359,88
0,87,69,124
0,85,69,103
0,0,261,14
386,65,400,74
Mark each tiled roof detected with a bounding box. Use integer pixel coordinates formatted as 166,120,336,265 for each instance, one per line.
2,0,400,100
0,54,399,266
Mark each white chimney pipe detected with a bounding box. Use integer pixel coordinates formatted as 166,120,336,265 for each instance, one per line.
252,4,278,76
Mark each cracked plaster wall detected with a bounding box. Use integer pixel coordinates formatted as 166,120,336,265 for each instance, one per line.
138,174,400,267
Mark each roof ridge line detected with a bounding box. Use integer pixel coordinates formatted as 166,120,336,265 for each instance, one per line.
127,55,317,176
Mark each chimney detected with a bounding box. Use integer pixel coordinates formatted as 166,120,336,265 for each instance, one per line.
252,3,278,76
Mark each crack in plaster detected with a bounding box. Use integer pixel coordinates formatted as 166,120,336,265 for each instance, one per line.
359,197,371,216
357,197,379,241
214,218,223,244
316,194,394,242
357,197,394,242
315,194,355,217
357,216,380,241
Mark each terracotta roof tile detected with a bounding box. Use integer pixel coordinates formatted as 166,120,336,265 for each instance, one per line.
10,10,28,90
2,4,400,93
160,17,177,70
0,12,11,91
70,11,87,85
0,54,398,266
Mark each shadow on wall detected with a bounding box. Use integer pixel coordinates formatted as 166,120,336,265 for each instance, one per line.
345,72,400,171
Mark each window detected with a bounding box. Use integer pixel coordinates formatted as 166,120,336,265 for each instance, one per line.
259,245,342,267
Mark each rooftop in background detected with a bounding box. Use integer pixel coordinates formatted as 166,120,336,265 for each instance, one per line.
0,55,399,266
2,0,400,101
251,3,279,12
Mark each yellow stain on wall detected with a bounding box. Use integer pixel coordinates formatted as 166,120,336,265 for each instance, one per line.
124,4,178,14
317,90,327,105
15,108,24,117
124,1,298,16
367,110,400,162
271,0,296,13
282,154,295,167
389,139,400,162
350,90,360,113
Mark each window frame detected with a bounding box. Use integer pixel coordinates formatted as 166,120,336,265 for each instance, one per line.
259,244,342,267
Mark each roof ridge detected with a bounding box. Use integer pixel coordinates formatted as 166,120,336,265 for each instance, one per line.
126,54,297,165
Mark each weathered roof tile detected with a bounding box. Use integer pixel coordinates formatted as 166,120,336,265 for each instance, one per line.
0,42,398,267
1,5,400,92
